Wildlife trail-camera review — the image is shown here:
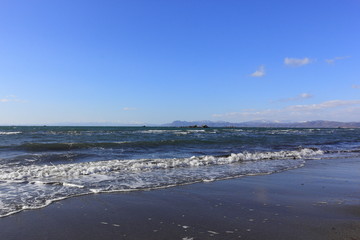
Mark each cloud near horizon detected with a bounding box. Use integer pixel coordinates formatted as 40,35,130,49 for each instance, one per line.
277,93,313,102
213,99,360,122
284,57,312,67
0,95,24,103
123,107,137,111
250,65,265,77
325,56,350,64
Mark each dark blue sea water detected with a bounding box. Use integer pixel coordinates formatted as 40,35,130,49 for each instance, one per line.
1,126,360,217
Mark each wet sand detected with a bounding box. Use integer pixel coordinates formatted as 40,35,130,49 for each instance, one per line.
0,157,359,240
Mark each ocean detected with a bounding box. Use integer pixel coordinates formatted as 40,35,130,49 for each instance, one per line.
0,126,359,217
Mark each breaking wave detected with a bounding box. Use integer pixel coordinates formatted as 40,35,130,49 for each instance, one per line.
0,148,325,218
0,131,22,135
0,148,323,182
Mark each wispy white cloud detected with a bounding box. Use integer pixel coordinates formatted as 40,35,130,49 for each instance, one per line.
352,85,360,89
277,93,313,102
299,93,312,99
284,57,312,67
0,95,24,103
251,65,265,77
325,56,350,64
286,100,360,111
213,99,360,122
123,107,137,111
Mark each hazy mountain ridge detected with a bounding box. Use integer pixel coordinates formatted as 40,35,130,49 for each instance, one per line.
165,120,360,128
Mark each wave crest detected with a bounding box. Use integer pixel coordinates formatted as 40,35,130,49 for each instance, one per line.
0,131,22,135
0,148,323,182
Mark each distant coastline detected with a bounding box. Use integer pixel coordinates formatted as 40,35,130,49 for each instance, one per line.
1,120,360,128
164,120,360,128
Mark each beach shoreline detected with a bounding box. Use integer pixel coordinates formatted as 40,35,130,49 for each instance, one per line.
1,157,359,240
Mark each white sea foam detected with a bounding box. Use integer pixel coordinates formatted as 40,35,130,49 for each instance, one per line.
139,129,199,135
187,129,206,133
174,131,190,135
89,188,101,193
62,182,84,188
0,131,22,135
0,148,322,182
139,130,178,134
0,148,323,218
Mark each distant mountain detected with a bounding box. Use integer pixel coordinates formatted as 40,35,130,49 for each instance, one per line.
165,120,360,128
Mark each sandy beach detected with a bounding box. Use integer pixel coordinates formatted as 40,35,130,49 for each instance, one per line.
0,157,359,240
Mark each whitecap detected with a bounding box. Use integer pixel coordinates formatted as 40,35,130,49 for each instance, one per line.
0,132,22,135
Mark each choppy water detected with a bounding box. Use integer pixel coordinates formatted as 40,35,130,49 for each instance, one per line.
1,126,359,217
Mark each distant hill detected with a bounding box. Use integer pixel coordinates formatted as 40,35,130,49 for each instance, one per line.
165,120,360,128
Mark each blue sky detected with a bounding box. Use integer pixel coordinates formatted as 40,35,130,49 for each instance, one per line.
1,0,359,125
